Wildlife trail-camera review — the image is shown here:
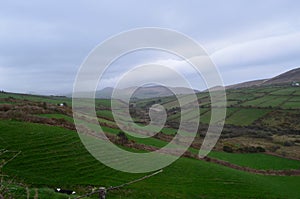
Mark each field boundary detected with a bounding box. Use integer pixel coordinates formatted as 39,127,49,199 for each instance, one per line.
202,156,300,176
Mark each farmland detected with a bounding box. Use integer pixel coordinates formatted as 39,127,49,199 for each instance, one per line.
1,120,300,199
1,84,300,198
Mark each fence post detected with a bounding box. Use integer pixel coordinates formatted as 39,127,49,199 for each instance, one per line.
99,187,106,199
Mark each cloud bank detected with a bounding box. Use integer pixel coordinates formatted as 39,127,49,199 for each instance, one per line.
0,0,300,94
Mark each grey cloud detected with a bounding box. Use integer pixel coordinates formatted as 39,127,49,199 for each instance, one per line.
0,0,300,94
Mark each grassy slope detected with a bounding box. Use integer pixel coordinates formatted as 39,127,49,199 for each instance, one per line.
37,113,75,123
0,92,71,105
209,151,300,170
2,87,300,198
1,120,300,198
2,185,76,199
225,108,271,126
37,113,300,170
172,86,300,125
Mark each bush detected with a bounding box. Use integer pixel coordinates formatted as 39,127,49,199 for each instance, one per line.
117,131,128,144
0,104,12,112
256,146,266,152
42,102,47,109
269,145,281,152
223,146,233,153
283,141,294,147
237,146,266,153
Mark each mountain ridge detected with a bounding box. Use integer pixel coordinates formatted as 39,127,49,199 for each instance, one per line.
226,67,300,90
95,85,199,99
70,67,300,98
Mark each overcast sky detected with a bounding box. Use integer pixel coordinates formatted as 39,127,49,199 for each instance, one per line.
1,0,300,95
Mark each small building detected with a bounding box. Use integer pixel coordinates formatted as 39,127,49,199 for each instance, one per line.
291,81,300,87
58,102,67,107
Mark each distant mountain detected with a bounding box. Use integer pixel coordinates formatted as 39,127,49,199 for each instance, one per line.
226,79,267,89
262,68,300,85
95,87,118,99
226,67,300,90
71,67,300,97
95,85,199,99
203,85,226,92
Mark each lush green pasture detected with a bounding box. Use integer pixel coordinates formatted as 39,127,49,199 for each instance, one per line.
2,87,300,198
258,96,290,107
38,113,74,123
241,95,289,108
293,89,300,95
209,152,300,170
199,108,240,125
161,127,177,135
199,110,211,124
0,101,16,104
161,99,179,109
225,108,271,126
241,96,273,107
95,99,126,109
135,96,176,108
270,88,297,95
288,96,300,101
282,101,300,109
226,92,256,101
1,120,300,198
212,100,237,107
37,112,175,148
282,96,300,109
251,87,281,93
0,92,71,105
167,107,211,123
2,184,74,199
98,117,116,125
96,109,114,120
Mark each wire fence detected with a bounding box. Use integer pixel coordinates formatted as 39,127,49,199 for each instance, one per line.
75,169,163,199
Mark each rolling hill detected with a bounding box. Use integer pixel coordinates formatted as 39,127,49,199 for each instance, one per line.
94,85,199,99
226,79,267,89
263,67,300,85
226,67,300,89
69,67,300,98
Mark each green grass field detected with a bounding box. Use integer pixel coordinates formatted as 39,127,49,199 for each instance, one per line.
293,89,300,95
225,108,271,126
241,96,275,107
270,88,297,95
226,92,257,101
37,113,74,123
0,92,71,105
96,109,115,120
1,120,300,198
199,108,240,124
282,101,300,109
258,96,290,107
2,86,300,198
209,152,300,170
